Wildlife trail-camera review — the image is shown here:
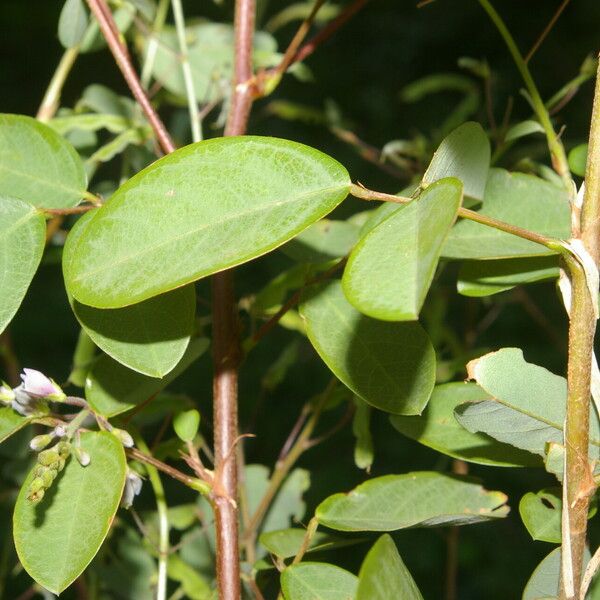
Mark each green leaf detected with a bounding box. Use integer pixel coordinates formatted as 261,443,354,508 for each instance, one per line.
0,407,33,444
49,113,132,136
457,256,559,297
316,472,509,531
149,23,277,104
58,0,88,48
0,114,87,208
422,122,490,200
343,178,462,320
300,280,436,415
356,535,423,600
282,218,360,263
522,547,600,600
352,397,374,471
455,348,600,459
173,409,200,443
504,120,545,142
64,136,350,308
167,554,211,600
13,431,126,595
569,143,588,177
390,383,540,467
86,337,209,417
64,211,195,377
281,563,358,600
0,196,46,335
519,488,561,543
259,528,357,559
443,169,570,259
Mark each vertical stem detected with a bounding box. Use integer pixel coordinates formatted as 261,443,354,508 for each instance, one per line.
37,46,80,122
141,0,170,88
212,2,256,598
135,435,169,600
171,0,202,141
560,57,600,598
580,58,600,266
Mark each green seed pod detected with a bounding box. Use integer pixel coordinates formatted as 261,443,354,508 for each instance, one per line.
37,449,60,466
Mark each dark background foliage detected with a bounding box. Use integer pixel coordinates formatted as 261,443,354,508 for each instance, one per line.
1,1,599,598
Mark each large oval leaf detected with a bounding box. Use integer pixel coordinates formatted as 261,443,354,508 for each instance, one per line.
0,114,87,208
0,196,45,334
13,431,126,595
316,472,509,531
281,562,358,600
64,136,350,308
390,382,540,467
86,337,209,417
356,535,423,600
422,122,490,200
64,212,195,376
443,169,570,259
343,178,462,321
300,280,435,415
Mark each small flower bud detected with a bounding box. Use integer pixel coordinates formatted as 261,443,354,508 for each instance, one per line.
37,449,60,467
27,488,45,504
121,469,143,509
29,434,54,451
29,477,45,494
40,469,57,487
112,428,134,448
56,441,71,458
20,368,66,402
0,382,15,404
74,447,90,467
53,425,67,438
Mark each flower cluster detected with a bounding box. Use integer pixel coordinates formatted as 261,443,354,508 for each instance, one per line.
0,368,66,416
28,440,72,504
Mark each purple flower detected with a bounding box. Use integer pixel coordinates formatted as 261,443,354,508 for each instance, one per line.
20,369,65,401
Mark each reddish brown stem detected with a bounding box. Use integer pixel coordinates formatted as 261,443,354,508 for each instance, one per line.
291,0,370,66
212,0,257,598
85,0,175,154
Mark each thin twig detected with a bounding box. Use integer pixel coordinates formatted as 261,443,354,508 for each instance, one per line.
43,205,98,216
524,0,571,64
37,47,80,122
85,0,176,154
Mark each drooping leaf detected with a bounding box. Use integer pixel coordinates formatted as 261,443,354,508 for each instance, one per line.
390,383,540,467
519,488,562,543
64,211,195,377
504,120,544,142
259,528,359,560
356,535,423,600
0,407,34,444
300,280,436,415
149,23,277,104
58,0,88,48
86,337,209,417
316,472,509,532
282,218,360,263
281,562,358,600
64,136,350,308
456,348,600,459
352,397,374,471
343,178,462,321
167,554,212,600
0,114,87,208
422,122,490,200
457,256,559,297
443,169,570,259
0,196,45,334
13,431,126,595
173,409,200,443
49,114,132,136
